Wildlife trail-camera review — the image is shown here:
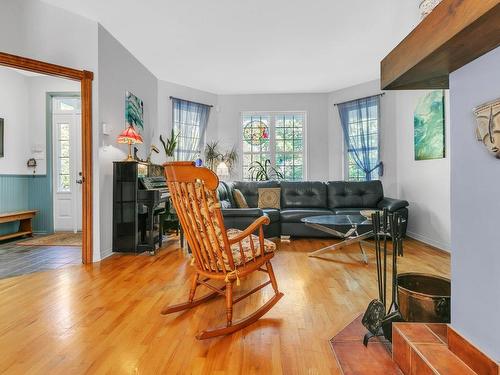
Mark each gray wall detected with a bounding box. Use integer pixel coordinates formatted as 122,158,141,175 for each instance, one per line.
98,25,158,257
450,47,500,361
216,93,329,181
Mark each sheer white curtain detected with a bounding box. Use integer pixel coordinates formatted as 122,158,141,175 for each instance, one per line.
172,98,211,160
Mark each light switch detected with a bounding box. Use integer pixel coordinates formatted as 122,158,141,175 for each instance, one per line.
102,122,112,136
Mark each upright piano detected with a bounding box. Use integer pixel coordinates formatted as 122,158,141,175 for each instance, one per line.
112,161,169,254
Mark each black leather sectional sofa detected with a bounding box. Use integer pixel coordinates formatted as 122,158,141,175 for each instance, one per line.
217,180,409,238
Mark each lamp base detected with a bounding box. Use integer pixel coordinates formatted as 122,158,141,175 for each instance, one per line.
123,142,136,162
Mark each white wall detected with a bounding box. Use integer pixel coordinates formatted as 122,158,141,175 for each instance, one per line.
216,93,329,181
450,47,500,361
98,25,159,257
0,68,79,176
27,75,80,174
395,90,451,250
0,0,101,260
0,68,31,174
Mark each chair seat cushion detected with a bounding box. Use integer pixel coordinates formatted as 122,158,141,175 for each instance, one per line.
226,228,276,267
280,208,334,223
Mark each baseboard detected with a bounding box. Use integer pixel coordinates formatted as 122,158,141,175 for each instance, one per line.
447,325,500,375
100,247,113,260
406,231,450,252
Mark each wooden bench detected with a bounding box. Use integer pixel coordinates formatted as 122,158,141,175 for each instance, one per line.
0,210,37,241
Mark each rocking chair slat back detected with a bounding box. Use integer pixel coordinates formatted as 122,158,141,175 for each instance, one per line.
164,162,235,274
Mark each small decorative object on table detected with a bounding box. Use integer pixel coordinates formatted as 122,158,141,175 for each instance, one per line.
360,209,381,221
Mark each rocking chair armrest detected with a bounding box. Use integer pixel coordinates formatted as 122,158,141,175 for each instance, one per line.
227,215,270,244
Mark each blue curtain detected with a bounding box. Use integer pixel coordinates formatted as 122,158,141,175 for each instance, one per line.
172,98,211,160
337,95,382,181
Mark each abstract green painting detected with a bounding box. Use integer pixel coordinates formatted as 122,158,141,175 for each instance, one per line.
414,90,445,160
125,91,144,132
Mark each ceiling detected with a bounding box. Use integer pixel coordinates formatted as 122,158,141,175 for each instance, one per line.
42,0,420,94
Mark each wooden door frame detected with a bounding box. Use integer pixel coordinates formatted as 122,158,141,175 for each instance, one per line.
0,51,94,264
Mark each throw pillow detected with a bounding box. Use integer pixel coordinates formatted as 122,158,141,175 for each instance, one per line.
220,200,232,209
258,188,281,209
233,189,249,208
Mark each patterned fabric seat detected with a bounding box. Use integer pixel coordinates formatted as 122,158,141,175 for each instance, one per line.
226,229,276,267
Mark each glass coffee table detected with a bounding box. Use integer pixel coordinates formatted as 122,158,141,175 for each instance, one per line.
301,214,374,263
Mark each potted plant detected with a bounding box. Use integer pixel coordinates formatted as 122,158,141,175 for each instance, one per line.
248,159,284,181
160,129,178,162
204,141,238,176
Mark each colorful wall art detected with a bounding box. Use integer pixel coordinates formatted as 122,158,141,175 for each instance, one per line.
414,90,445,160
125,91,144,132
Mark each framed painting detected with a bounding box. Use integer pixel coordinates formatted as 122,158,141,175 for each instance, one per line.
125,91,144,132
414,90,445,160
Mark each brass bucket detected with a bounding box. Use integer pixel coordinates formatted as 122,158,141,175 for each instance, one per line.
397,273,451,323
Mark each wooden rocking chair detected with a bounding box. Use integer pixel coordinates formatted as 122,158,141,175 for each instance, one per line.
162,161,284,339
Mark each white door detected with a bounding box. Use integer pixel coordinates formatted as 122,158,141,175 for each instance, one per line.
52,96,82,232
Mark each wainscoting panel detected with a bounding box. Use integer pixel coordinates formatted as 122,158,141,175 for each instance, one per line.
0,175,30,235
0,174,53,235
29,174,53,234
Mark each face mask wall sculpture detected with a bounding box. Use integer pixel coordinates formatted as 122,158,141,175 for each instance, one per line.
474,98,500,158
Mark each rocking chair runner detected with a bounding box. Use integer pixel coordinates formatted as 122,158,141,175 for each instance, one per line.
162,161,284,339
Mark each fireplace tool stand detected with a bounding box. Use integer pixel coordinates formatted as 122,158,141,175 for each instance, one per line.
362,210,405,346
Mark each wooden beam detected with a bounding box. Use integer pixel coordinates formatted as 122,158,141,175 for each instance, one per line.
381,0,500,90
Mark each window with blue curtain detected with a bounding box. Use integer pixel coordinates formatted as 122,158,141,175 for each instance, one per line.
172,98,211,161
337,95,382,181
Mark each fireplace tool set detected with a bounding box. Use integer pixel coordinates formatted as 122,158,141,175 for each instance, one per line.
362,209,405,346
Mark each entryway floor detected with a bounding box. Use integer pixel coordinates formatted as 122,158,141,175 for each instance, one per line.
0,237,81,279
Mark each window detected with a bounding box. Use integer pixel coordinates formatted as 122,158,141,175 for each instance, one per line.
338,96,380,181
56,123,71,192
242,112,306,181
172,98,211,160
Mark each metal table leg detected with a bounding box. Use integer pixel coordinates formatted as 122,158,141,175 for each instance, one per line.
305,222,372,263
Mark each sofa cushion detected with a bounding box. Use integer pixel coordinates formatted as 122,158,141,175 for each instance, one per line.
222,208,263,217
281,181,327,209
280,208,334,223
233,181,279,208
217,181,236,208
262,208,280,223
258,188,281,209
327,181,383,209
332,208,368,215
233,189,249,208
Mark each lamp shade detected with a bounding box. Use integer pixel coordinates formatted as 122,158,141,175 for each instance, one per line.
216,161,229,179
117,125,143,144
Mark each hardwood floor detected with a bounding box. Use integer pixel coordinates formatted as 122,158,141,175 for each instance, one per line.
0,237,449,374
